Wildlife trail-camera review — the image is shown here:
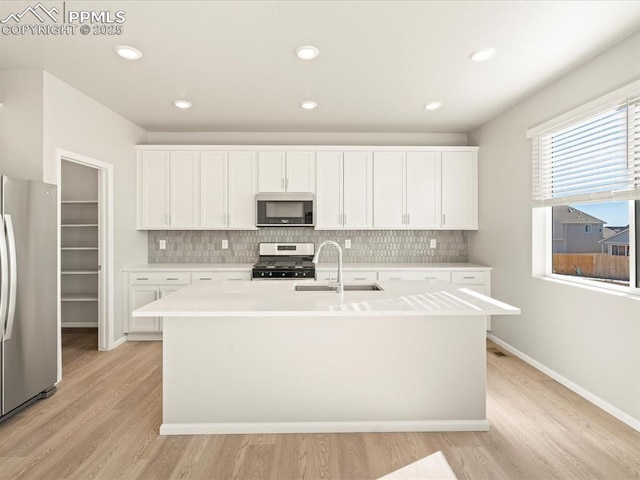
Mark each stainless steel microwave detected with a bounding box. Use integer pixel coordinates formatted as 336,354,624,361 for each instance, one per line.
256,193,314,227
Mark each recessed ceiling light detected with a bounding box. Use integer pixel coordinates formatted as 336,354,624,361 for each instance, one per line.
114,45,143,60
296,46,319,60
469,47,496,62
424,102,442,111
301,100,318,110
173,100,192,109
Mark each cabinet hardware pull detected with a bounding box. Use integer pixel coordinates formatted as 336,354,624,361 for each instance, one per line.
425,277,436,279
200,278,212,280
407,213,410,225
391,277,401,280
230,278,242,281
167,277,179,280
443,213,446,225
354,277,366,280
344,214,347,225
136,277,149,280
463,276,475,279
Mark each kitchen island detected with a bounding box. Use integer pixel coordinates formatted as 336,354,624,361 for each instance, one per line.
133,279,519,435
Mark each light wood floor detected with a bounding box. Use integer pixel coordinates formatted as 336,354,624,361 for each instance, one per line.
0,328,638,479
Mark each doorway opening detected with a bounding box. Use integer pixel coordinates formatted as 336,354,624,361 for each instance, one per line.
56,150,114,380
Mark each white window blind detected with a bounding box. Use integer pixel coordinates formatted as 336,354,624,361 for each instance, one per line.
531,89,640,207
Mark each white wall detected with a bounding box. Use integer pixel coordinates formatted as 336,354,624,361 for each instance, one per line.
0,70,44,181
469,31,640,426
146,131,468,146
43,72,148,341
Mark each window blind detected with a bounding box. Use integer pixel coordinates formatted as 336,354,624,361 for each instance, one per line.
532,90,640,207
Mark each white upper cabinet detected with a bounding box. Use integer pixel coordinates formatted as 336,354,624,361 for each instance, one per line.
169,151,200,229
316,151,372,230
258,151,315,192
201,151,257,230
138,146,477,231
405,151,440,229
374,149,476,230
200,151,227,229
441,151,478,230
227,151,257,229
373,152,405,229
315,152,343,229
138,151,170,229
138,151,199,229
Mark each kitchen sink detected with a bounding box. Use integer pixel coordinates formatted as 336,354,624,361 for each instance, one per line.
294,283,384,292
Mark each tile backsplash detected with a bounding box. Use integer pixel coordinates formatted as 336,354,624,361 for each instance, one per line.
148,229,467,264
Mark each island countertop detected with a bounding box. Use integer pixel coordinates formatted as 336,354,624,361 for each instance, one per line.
133,279,519,318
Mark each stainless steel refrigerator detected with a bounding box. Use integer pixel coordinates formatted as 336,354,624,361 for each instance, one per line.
0,175,57,422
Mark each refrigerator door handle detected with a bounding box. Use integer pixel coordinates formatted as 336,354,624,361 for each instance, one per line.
4,215,17,341
0,216,8,338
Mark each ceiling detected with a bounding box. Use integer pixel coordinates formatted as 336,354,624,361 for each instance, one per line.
1,0,640,133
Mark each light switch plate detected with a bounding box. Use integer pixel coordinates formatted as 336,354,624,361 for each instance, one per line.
345,239,351,249
159,240,166,250
222,239,229,249
430,239,437,249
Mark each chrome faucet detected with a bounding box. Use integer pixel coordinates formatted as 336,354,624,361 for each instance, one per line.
312,240,344,293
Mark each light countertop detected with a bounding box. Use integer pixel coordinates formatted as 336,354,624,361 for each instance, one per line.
124,262,490,272
133,279,518,318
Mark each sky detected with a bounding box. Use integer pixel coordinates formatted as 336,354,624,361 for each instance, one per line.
572,201,629,227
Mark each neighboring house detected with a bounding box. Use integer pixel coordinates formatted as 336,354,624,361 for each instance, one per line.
603,226,627,239
600,227,630,256
552,206,605,253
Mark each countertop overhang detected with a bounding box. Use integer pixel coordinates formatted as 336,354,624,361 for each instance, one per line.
133,279,519,318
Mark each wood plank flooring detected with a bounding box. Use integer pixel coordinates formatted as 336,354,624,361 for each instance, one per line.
0,328,638,479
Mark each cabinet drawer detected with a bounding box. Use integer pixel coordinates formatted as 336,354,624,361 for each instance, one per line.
344,271,377,282
192,271,251,282
128,272,191,285
378,270,451,282
451,271,486,284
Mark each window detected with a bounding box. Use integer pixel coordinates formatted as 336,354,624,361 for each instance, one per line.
530,80,640,292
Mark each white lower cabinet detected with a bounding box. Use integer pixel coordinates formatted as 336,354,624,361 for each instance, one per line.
316,270,377,283
124,269,252,339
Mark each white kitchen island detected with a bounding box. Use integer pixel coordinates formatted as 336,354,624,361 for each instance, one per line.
133,279,519,435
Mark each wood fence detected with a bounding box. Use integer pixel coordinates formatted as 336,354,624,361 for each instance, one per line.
553,253,629,281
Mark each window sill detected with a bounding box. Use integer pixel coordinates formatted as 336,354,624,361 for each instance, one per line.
533,274,640,300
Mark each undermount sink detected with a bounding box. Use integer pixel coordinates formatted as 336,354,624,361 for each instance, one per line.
294,283,384,292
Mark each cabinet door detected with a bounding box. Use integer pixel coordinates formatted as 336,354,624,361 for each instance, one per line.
343,151,372,229
286,151,315,192
228,151,257,229
258,151,286,192
170,151,200,228
128,286,160,333
315,151,343,229
138,151,170,229
406,152,441,229
373,152,405,228
200,151,228,229
441,151,478,229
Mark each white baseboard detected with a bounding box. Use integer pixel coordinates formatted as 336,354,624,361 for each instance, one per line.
127,332,162,341
61,322,98,328
160,419,490,436
487,334,640,433
110,336,128,350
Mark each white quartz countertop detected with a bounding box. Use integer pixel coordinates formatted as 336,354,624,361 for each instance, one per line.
133,279,519,318
124,262,490,272
124,263,254,272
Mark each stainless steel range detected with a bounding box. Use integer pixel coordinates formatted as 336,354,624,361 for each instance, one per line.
252,242,316,280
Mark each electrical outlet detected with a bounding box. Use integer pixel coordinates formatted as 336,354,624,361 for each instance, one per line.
159,240,166,250
222,239,229,250
345,239,351,249
430,239,437,249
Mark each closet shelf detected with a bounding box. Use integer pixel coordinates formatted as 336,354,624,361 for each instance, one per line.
61,224,98,227
62,295,98,302
61,200,98,204
61,247,98,251
62,270,99,275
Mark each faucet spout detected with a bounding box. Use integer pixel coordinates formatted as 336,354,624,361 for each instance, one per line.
312,240,344,293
